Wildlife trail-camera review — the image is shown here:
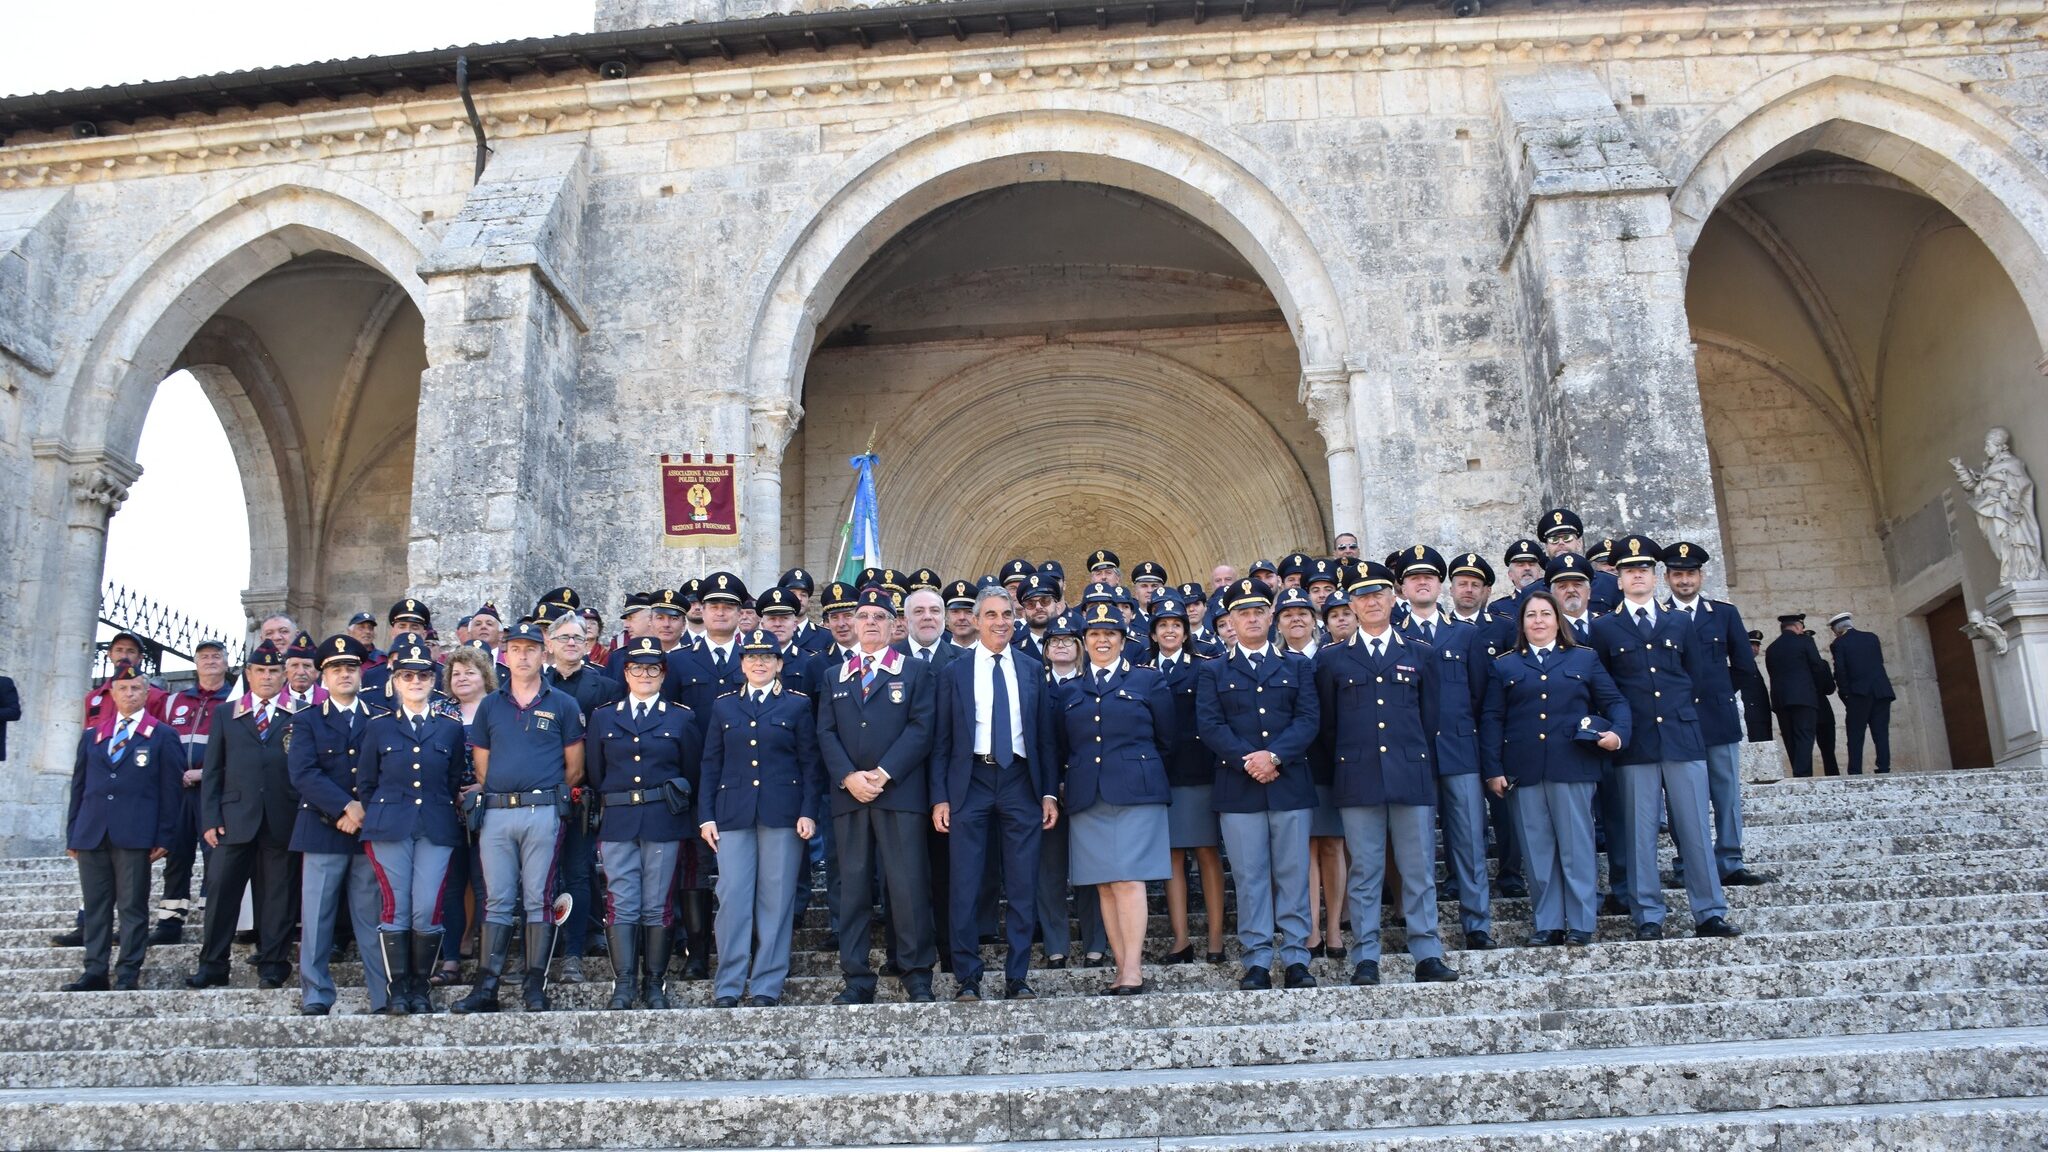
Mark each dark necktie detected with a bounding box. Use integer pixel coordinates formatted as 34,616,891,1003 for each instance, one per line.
412,714,425,739
1094,667,1109,689
1683,605,1697,623
1635,607,1653,639
634,702,648,725
1247,650,1262,671
1369,638,1384,660
1422,620,1436,642
1574,619,1590,641
989,654,1014,768
1534,648,1546,666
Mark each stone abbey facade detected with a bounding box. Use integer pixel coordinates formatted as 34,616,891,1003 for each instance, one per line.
4,0,2048,849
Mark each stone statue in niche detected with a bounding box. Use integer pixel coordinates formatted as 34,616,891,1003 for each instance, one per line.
1951,426,2044,586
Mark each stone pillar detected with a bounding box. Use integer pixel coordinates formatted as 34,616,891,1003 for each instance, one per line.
1300,368,1362,544
409,138,590,618
744,396,803,593
1979,580,2048,768
6,442,141,853
1496,67,1720,549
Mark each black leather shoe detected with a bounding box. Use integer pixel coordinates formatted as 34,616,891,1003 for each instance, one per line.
1161,944,1196,965
1565,930,1594,947
1465,931,1498,951
1283,963,1316,989
1694,916,1742,938
1599,893,1630,917
817,933,839,953
1720,869,1771,887
1005,980,1036,1000
50,927,84,948
258,974,286,990
300,1003,330,1016
1081,953,1109,969
185,968,228,989
1041,955,1068,969
1497,875,1528,898
713,996,740,1008
61,973,109,992
1633,922,1663,941
1413,957,1459,983
146,919,184,946
1108,979,1150,996
1349,960,1380,987
1207,950,1227,964
1525,929,1565,948
953,985,981,1003
1238,965,1271,991
905,973,936,1003
746,995,779,1008
831,987,874,1005
1660,871,1683,890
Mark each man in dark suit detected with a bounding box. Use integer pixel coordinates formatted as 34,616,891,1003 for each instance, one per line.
817,587,938,1003
1738,630,1773,743
1766,614,1837,778
930,585,1057,1001
1828,612,1896,774
189,641,300,989
0,673,18,763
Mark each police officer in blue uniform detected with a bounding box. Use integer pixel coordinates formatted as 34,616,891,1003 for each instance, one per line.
780,569,833,654
1034,610,1107,967
1586,535,1739,942
1011,573,1062,662
1146,597,1226,965
1478,589,1630,946
1537,508,1623,614
1445,551,1526,901
287,635,391,1015
1195,578,1322,991
64,663,183,991
1315,562,1457,986
356,640,469,1014
588,636,705,1010
1393,545,1497,950
1661,542,1770,888
1492,539,1551,626
817,587,939,1003
700,630,823,1008
455,621,587,1013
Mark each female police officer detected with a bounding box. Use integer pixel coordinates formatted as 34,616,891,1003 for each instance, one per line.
357,640,470,1013
1056,602,1174,995
1145,597,1225,967
586,636,704,1010
1478,590,1629,947
699,629,822,1008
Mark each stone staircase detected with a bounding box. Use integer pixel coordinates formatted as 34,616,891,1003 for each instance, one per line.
1,768,2045,1150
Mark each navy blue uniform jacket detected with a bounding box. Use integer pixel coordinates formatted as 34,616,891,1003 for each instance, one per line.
700,687,822,829
587,696,704,842
1674,598,1757,746
1146,652,1215,788
1194,646,1321,812
68,714,183,851
1588,606,1710,765
1831,629,1895,700
1315,631,1441,807
1399,615,1488,777
1479,647,1631,785
1053,661,1173,812
357,711,469,847
287,700,388,855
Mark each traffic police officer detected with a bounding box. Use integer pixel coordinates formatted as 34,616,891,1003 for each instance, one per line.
1315,562,1457,986
588,636,705,1010
1195,578,1322,991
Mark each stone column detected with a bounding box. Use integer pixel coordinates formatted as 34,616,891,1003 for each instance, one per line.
408,138,590,618
1496,67,1720,549
744,396,803,592
7,442,141,852
1979,580,2048,768
1300,368,1362,544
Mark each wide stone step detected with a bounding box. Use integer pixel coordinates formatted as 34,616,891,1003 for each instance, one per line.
1,1026,2041,1149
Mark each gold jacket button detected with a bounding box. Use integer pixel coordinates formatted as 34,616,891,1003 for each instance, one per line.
415,798,424,805
1539,713,1547,720
633,776,642,784
750,739,758,746
1379,745,1387,753
412,780,422,788
1539,733,1547,740
751,760,759,767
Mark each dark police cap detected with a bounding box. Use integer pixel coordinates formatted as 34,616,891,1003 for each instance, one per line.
1503,538,1546,565
700,572,749,606
1612,534,1662,569
1777,613,1806,625
1574,715,1611,744
1175,581,1205,602
316,634,369,669
1661,540,1711,569
1038,560,1065,582
246,641,287,669
1021,573,1060,601
650,588,686,616
1397,544,1447,580
1087,549,1120,571
855,587,898,616
1080,581,1119,605
1538,507,1585,541
106,661,145,683
1588,537,1617,564
1449,552,1496,584
681,578,704,604
1224,578,1275,612
1275,587,1318,614
1346,562,1397,596
389,642,437,674
471,603,502,622
821,581,859,613
1306,557,1340,587
1001,559,1035,585
856,567,881,589
389,598,431,626
778,567,816,593
1545,553,1592,583
389,630,428,650
755,587,799,617
877,569,907,595
531,602,574,627
942,580,977,608
908,568,942,593
1082,602,1125,631
1747,629,1765,643
621,590,655,615
738,629,781,657
502,621,547,647
1046,611,1081,640
348,611,377,628
1249,558,1279,576
1132,561,1168,584
623,636,667,665
1280,552,1313,578
1148,598,1187,626
536,586,580,612
287,631,317,660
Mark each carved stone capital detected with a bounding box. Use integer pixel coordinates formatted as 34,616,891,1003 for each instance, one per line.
750,396,804,460
34,439,142,517
1297,369,1353,446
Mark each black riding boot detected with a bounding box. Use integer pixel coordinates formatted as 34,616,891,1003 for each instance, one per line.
679,890,713,980
452,923,512,1014
409,930,443,1014
377,930,412,1017
523,919,558,1012
642,924,675,1009
606,924,639,1010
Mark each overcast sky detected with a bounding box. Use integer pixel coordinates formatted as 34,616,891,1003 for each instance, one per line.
8,3,594,660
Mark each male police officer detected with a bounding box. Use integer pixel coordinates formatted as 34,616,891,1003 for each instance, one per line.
1537,508,1622,614
456,621,586,1013
1766,614,1836,778
1196,578,1322,991
1829,612,1896,775
1661,543,1769,887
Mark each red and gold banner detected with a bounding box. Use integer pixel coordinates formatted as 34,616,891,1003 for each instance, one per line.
660,454,740,546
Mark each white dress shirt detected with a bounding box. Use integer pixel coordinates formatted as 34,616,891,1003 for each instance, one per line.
972,642,1025,759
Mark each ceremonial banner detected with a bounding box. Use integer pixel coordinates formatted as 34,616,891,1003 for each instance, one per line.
835,452,881,582
660,453,741,546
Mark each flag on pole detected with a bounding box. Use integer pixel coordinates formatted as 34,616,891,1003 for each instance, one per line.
835,453,881,584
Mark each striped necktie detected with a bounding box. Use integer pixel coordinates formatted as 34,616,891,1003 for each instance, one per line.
109,718,133,762
256,703,272,740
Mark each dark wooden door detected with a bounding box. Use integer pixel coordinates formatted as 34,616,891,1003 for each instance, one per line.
1925,594,1994,769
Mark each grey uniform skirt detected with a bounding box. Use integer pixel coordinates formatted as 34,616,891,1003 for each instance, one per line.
1069,801,1170,886
1168,785,1220,849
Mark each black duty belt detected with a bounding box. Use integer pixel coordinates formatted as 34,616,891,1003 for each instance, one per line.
482,789,561,809
601,788,664,807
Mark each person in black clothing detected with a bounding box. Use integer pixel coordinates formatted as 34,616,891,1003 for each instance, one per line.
1764,615,1836,778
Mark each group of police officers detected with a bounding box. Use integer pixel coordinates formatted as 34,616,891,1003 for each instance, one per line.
64,503,1898,1007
